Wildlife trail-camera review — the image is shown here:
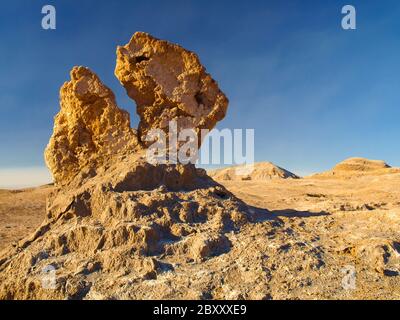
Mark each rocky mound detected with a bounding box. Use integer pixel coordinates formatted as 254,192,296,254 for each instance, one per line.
311,157,400,179
208,162,300,181
0,33,255,300
0,156,253,299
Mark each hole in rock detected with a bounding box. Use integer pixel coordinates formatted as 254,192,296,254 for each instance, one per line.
195,92,207,105
135,55,150,63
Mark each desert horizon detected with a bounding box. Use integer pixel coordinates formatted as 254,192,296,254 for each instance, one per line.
2,156,400,190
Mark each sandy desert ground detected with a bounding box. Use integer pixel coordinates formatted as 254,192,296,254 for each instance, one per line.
0,185,52,251
0,159,399,299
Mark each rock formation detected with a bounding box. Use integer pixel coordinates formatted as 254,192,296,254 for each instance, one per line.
208,162,300,181
0,158,252,299
115,32,228,148
311,157,400,179
45,32,230,187
0,33,257,300
44,66,140,186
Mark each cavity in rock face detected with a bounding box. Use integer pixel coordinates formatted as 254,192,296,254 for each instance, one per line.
115,32,229,148
45,66,140,186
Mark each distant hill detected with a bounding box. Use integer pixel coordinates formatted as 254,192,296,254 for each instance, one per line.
310,157,400,179
208,162,300,181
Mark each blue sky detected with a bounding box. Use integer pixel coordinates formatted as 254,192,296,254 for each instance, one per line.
1,0,400,187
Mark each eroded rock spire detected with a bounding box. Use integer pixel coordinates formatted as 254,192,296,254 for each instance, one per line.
45,66,139,186
46,33,229,187
115,32,228,147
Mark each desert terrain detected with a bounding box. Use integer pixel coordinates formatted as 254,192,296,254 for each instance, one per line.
1,158,399,299
0,186,52,251
0,33,399,300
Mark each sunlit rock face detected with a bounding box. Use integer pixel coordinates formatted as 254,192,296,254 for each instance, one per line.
46,33,230,187
44,66,140,186
115,32,228,148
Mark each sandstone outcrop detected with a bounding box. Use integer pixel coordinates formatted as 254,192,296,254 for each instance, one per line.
115,32,228,148
0,32,256,300
45,66,140,186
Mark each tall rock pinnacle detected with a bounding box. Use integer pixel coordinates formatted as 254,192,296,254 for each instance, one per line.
45,66,139,186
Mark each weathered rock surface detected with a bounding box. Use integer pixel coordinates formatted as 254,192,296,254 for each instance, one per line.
115,32,228,147
45,66,140,186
